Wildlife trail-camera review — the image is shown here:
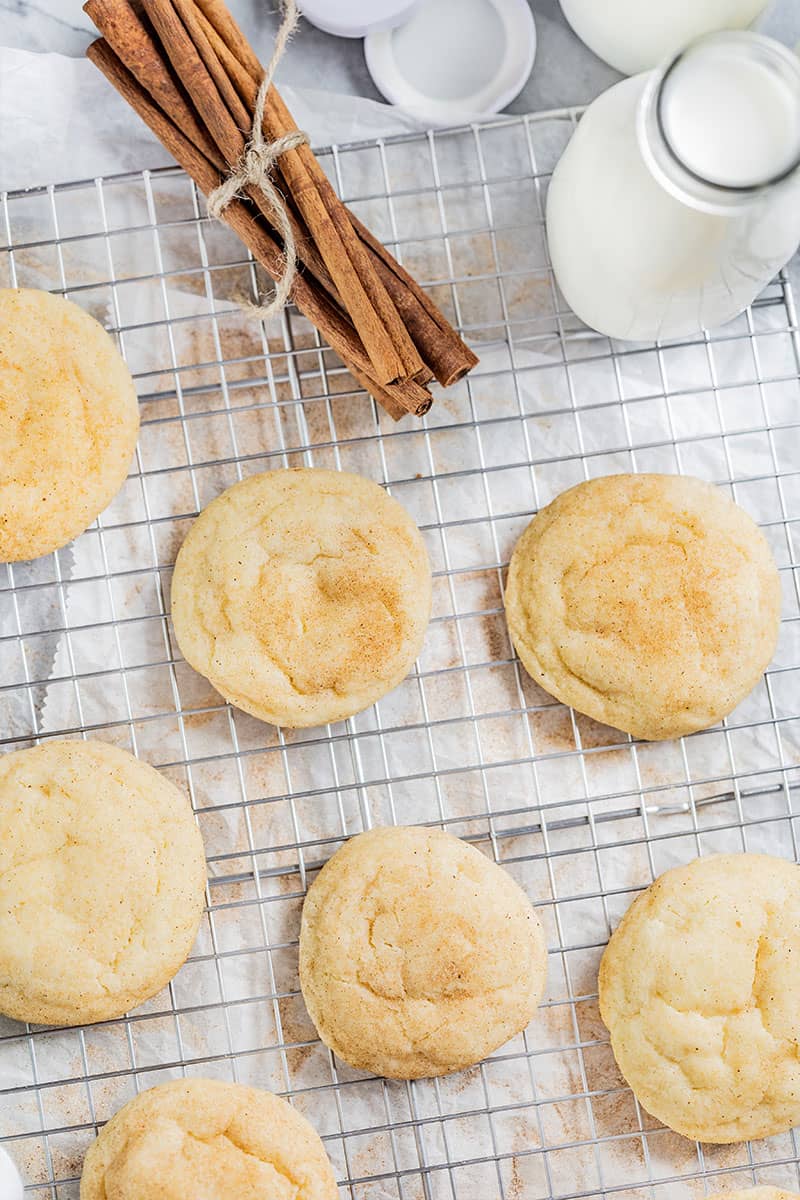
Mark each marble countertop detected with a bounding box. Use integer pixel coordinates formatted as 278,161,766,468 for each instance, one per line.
5,0,798,117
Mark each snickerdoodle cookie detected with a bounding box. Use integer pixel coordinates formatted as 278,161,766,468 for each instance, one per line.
171,468,432,728
80,1078,337,1200
0,288,139,562
0,740,206,1026
505,473,780,740
708,1191,799,1200
299,825,547,1079
599,853,800,1143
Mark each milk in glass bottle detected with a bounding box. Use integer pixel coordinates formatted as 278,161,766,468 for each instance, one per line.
546,32,800,342
559,0,770,76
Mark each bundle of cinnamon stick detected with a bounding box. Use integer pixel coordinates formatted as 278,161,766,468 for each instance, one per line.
83,0,478,419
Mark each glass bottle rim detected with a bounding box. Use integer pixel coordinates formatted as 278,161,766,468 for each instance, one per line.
654,30,800,196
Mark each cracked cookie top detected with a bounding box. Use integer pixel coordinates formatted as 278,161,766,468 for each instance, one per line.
0,287,139,563
599,853,800,1143
170,468,432,728
0,739,206,1026
504,473,781,741
299,825,548,1079
79,1078,337,1200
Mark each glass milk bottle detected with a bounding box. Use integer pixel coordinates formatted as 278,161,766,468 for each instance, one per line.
559,0,770,76
546,32,800,343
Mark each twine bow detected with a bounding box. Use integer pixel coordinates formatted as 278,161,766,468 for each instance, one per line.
207,0,308,320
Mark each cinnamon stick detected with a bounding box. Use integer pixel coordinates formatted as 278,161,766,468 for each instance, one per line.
165,0,337,301
193,3,441,389
192,2,258,109
352,214,479,387
266,85,428,384
140,0,242,151
142,0,337,297
140,0,422,387
190,4,441,386
171,0,244,133
86,39,429,418
84,0,479,417
191,0,477,387
194,0,260,80
86,0,337,299
187,0,428,388
347,363,432,421
84,0,223,168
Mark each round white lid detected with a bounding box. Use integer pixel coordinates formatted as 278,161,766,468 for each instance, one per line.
297,0,422,39
364,0,537,127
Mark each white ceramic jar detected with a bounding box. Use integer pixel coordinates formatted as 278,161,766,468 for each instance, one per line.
545,32,800,342
559,0,770,76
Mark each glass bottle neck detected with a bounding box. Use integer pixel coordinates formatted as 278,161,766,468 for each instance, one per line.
637,31,800,215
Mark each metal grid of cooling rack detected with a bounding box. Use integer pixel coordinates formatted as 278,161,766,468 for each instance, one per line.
1,107,800,1200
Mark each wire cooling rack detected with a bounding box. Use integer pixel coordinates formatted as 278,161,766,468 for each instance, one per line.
1,108,800,1200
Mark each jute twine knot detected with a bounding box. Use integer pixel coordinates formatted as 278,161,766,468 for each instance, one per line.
207,0,308,320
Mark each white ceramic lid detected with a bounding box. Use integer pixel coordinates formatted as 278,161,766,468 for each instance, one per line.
364,0,537,127
297,0,422,39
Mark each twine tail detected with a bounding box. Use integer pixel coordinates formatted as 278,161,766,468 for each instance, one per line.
207,0,308,320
